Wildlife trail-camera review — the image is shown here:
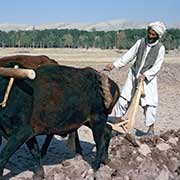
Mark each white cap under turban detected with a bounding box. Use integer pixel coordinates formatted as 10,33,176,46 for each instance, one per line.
148,21,166,38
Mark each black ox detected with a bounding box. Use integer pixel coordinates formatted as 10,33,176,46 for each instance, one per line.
0,55,82,159
0,55,60,157
0,62,120,178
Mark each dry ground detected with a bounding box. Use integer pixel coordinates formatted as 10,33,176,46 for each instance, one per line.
1,47,180,133
0,48,180,179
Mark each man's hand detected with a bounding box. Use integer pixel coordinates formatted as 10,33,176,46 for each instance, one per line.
104,63,114,71
138,74,146,82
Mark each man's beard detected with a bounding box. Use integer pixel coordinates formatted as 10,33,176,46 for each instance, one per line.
147,36,159,44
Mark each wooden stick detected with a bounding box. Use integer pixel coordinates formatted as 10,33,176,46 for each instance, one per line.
0,65,19,108
107,79,144,134
0,67,36,80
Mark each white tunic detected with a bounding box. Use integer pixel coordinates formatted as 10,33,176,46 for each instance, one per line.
113,39,165,107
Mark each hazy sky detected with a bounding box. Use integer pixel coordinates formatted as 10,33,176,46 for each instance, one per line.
0,0,179,26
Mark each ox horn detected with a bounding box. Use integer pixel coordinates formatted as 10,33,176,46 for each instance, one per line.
0,67,36,80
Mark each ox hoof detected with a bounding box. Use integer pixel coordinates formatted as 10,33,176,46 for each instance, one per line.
33,167,44,180
102,158,111,165
92,162,100,171
33,173,44,180
75,150,83,156
75,154,83,160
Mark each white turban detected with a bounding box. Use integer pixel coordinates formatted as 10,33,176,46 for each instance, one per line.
148,21,166,38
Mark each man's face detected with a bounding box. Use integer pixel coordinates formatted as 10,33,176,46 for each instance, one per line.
147,28,159,44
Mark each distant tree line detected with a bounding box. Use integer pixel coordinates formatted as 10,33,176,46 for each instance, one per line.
0,28,180,50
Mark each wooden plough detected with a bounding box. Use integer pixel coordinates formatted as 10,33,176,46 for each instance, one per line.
107,78,144,134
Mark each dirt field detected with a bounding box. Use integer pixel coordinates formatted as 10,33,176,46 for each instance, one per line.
1,48,180,179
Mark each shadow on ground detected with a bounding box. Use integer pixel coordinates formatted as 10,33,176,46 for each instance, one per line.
0,135,95,179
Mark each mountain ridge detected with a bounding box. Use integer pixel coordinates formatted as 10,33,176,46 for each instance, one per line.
0,19,179,32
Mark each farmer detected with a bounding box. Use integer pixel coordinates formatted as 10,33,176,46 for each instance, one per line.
105,21,166,135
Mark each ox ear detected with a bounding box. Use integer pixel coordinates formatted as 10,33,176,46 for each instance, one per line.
99,73,113,109
0,67,36,80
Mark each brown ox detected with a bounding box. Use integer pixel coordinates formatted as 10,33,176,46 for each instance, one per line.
0,55,93,158
0,55,57,68
0,64,120,179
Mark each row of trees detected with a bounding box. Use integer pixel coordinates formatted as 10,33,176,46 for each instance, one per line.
0,28,180,50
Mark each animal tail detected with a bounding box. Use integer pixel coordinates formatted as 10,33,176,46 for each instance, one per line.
99,73,113,109
99,71,120,114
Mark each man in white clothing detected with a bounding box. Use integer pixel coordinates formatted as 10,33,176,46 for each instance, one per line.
105,21,166,135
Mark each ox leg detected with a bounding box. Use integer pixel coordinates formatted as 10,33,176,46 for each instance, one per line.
91,114,107,170
0,127,32,177
74,131,82,155
40,134,53,158
102,124,112,164
41,132,82,158
26,137,44,179
0,136,2,147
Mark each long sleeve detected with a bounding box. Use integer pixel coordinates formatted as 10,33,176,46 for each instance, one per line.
113,39,141,69
143,45,165,82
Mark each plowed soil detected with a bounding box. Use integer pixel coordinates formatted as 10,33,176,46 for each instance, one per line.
1,49,180,179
